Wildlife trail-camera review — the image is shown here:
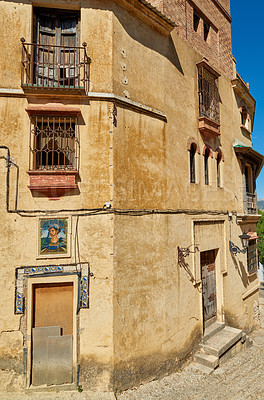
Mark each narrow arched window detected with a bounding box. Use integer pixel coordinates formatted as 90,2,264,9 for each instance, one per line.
190,143,196,183
204,148,210,185
217,152,221,187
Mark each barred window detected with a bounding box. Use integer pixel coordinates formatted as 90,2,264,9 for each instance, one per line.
198,66,220,124
247,240,258,275
30,116,79,171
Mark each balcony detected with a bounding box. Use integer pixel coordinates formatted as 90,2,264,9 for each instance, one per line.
20,38,90,93
245,192,257,214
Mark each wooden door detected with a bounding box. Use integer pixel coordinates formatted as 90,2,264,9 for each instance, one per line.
201,250,217,324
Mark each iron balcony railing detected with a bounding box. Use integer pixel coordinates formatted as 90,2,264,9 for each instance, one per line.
245,192,257,214
20,38,90,91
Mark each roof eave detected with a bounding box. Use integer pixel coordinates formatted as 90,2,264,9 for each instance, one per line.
119,0,176,34
234,145,264,178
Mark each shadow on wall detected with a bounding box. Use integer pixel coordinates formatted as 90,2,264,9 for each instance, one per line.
231,253,248,288
115,8,184,75
89,1,184,75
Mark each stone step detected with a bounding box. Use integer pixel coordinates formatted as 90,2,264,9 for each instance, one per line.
203,322,225,342
194,352,219,369
200,326,243,357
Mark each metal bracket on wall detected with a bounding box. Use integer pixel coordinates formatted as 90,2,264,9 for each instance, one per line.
229,240,247,255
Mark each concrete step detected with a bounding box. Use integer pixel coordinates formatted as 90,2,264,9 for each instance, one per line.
203,322,225,342
200,326,243,357
191,363,215,375
194,352,219,369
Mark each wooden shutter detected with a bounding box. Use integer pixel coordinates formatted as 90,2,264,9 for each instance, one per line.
60,15,78,85
36,13,57,85
35,9,78,87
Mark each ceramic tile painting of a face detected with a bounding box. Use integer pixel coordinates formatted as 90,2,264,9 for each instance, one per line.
39,218,68,255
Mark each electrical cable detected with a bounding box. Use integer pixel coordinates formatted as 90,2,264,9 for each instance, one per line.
0,146,237,218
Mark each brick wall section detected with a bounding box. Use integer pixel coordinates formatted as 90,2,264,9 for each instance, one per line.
217,0,230,14
148,0,233,80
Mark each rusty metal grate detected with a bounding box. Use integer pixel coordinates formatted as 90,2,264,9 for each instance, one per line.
21,39,90,91
198,66,220,123
29,116,79,171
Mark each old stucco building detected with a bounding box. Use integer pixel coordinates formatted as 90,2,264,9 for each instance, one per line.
0,0,263,395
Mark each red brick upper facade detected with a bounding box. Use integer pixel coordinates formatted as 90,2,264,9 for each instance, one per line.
149,0,233,80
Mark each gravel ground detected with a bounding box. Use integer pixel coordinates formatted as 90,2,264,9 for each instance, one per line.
117,332,264,400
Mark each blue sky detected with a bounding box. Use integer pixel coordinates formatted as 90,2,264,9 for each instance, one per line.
231,1,264,198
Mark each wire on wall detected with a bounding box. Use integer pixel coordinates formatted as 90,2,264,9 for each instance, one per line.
0,146,237,218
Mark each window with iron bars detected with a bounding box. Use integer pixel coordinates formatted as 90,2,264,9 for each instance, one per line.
247,240,258,275
198,66,220,124
29,116,79,171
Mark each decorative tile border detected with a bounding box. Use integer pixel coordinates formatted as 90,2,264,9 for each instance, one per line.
15,263,89,314
80,276,89,308
15,290,24,314
24,265,64,274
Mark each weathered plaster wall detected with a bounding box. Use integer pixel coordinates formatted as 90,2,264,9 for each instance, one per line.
112,2,166,109
0,0,31,88
112,26,247,215
113,214,202,390
0,96,115,391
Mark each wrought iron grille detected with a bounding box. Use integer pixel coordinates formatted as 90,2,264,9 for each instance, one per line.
29,116,79,171
198,66,220,123
21,39,90,90
245,192,257,214
247,240,258,275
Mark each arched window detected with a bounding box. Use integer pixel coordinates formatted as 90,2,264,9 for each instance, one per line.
204,147,210,185
217,152,221,187
190,143,196,183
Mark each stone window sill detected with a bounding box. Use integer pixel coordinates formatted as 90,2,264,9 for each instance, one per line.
28,170,78,199
240,125,252,136
199,116,220,138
